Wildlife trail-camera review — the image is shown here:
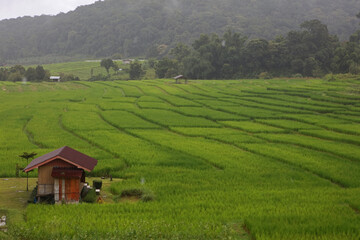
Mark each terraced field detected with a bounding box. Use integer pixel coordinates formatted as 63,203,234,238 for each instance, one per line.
1,78,360,239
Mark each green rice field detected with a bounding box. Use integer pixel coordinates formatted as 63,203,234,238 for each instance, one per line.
1,77,360,239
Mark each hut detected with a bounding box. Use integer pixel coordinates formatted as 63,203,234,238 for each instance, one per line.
122,59,133,64
50,76,61,82
173,75,187,84
23,146,97,203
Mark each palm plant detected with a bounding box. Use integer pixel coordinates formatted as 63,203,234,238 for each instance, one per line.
19,152,37,191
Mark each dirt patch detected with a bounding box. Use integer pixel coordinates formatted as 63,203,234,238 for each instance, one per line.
348,204,360,214
114,188,155,203
0,178,37,210
231,223,253,240
86,177,122,204
119,196,140,203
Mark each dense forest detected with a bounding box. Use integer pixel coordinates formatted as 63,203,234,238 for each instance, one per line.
0,0,359,63
155,19,360,79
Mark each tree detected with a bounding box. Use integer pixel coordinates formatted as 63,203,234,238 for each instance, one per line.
242,39,270,76
35,65,46,81
25,67,37,82
291,59,304,74
183,52,214,79
8,72,23,82
19,152,37,191
222,30,247,77
170,43,191,62
155,58,179,78
10,65,26,75
111,61,119,74
100,59,115,75
303,57,318,76
300,19,330,48
129,61,145,80
0,68,8,81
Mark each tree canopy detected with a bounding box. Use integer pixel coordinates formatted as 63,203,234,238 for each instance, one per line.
155,20,360,79
0,0,358,62
100,59,116,75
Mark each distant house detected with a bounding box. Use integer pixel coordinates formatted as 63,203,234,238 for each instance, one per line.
122,59,133,64
50,76,61,82
173,75,187,84
24,146,97,203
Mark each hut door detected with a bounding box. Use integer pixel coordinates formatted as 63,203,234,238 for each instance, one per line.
65,178,80,201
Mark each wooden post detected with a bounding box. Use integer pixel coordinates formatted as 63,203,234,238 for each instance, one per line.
15,164,19,177
26,159,28,191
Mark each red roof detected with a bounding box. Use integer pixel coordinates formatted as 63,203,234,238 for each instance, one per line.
24,146,97,172
51,168,83,178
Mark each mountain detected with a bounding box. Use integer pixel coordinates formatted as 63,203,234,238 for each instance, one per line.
0,0,358,63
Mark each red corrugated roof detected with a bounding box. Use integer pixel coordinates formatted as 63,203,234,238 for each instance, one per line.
51,168,83,178
24,146,97,172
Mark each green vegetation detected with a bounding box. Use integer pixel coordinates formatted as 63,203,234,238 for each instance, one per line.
0,0,359,63
155,20,360,79
0,65,51,82
82,189,97,203
0,60,132,82
0,77,359,239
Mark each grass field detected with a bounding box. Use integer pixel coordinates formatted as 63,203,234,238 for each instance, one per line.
29,60,155,81
0,77,360,239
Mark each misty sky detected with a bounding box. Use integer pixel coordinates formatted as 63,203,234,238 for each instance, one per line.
0,0,98,20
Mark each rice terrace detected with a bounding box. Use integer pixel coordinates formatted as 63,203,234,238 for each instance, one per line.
0,74,360,239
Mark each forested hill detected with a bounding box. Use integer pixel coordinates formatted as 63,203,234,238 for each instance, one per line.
0,0,359,62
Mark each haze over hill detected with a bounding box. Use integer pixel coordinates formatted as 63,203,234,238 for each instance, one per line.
0,0,358,63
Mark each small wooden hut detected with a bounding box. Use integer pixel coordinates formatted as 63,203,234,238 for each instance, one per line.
24,146,97,203
50,76,61,82
173,75,187,84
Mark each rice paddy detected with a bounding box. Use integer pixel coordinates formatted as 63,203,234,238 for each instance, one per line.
0,78,360,239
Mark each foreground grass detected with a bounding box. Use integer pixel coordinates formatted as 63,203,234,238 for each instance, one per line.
0,78,359,239
0,177,120,240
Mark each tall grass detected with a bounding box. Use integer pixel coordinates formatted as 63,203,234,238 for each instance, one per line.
0,76,359,239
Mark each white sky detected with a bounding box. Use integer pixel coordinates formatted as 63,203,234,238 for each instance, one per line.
0,0,98,20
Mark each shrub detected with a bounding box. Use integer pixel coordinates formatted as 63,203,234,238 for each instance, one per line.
58,73,80,81
88,74,109,81
82,189,97,203
80,186,90,199
117,188,155,202
120,188,143,198
323,74,337,81
258,72,272,79
141,191,155,202
291,73,303,78
349,63,360,75
28,186,38,203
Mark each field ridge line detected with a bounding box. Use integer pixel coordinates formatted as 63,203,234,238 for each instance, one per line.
22,116,48,149
172,127,348,188
97,111,224,170
58,114,129,168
